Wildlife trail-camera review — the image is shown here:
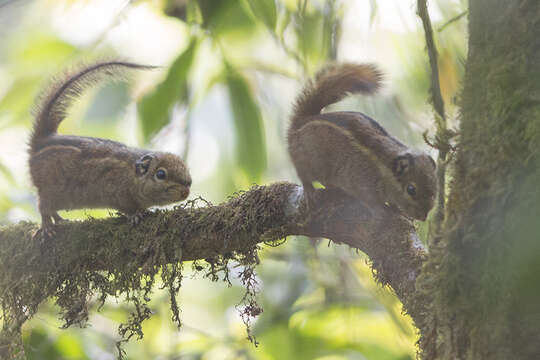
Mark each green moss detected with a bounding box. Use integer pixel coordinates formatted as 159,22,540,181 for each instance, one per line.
0,184,293,359
416,2,540,358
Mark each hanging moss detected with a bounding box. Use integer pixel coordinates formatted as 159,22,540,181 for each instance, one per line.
0,184,296,359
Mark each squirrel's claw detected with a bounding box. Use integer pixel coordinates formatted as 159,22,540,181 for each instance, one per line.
33,223,56,243
128,210,149,226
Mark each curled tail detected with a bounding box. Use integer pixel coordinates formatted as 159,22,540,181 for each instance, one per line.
290,63,383,132
30,61,156,153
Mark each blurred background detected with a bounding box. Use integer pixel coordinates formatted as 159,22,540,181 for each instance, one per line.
0,0,466,359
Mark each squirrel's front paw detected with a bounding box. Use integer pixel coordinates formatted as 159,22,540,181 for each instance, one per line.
33,223,56,243
128,209,150,226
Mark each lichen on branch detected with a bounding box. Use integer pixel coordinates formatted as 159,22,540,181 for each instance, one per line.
0,182,428,359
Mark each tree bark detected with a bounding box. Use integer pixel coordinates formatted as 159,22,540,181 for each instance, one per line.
0,183,428,359
417,1,540,359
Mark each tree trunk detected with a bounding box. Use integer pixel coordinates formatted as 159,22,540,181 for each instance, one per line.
418,1,540,358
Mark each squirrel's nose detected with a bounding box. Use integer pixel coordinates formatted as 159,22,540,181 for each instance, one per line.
182,188,190,199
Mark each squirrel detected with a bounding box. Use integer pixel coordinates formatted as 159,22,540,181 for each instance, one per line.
29,61,192,240
287,63,437,221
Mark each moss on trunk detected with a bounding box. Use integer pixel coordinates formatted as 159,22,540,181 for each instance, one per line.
418,1,540,358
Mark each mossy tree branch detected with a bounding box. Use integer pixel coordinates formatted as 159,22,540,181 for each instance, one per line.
0,182,428,359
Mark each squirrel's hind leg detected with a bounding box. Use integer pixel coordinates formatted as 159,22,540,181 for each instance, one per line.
33,199,60,242
33,213,57,242
52,212,64,223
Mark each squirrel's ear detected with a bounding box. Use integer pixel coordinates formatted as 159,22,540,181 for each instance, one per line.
135,154,155,176
393,153,413,176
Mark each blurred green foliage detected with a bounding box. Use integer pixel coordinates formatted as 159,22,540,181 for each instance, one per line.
244,0,277,31
0,0,467,358
138,37,198,142
225,62,267,183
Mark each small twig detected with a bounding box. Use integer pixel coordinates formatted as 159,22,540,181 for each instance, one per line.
239,61,298,79
270,32,306,72
422,128,457,154
422,130,436,149
417,1,446,123
438,10,468,32
417,0,448,233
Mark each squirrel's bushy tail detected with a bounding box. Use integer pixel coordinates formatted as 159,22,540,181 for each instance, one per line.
290,63,383,132
30,61,156,153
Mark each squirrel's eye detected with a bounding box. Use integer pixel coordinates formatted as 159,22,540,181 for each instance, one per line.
406,184,416,197
155,169,167,180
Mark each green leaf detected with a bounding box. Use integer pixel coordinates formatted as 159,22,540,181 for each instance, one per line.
0,77,37,126
186,0,203,24
197,0,255,34
245,0,277,30
296,9,330,72
0,33,76,127
225,64,267,182
197,0,225,28
137,39,198,142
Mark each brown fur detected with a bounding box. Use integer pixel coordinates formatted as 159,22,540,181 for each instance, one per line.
288,63,437,220
29,61,191,238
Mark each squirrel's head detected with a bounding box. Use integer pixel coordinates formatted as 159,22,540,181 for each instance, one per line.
134,152,191,207
385,151,437,221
